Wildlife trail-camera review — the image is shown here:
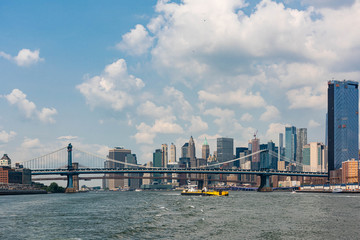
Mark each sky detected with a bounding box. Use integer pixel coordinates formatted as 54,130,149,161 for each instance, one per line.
1,0,360,166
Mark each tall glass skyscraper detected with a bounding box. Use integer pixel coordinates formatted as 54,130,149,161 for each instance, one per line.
328,80,359,172
285,126,296,162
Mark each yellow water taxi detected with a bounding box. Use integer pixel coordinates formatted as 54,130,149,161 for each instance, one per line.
181,188,229,196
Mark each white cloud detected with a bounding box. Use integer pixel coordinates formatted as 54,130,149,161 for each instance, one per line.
3,89,57,123
0,49,44,66
265,122,286,145
116,24,154,56
308,119,321,128
133,120,184,144
164,87,193,120
286,86,326,109
198,89,266,108
38,107,57,123
0,130,17,143
260,105,280,121
137,101,173,120
204,107,244,134
21,137,41,149
241,113,253,122
57,136,78,140
77,59,145,111
188,116,208,133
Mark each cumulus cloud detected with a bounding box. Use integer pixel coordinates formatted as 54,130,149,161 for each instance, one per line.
133,120,184,144
77,59,145,111
204,107,245,134
116,24,154,55
265,123,287,144
21,137,41,149
164,87,193,120
308,119,321,128
198,89,266,108
3,89,57,123
286,86,326,109
188,116,208,133
137,101,173,120
0,49,44,66
0,130,17,143
57,136,78,140
260,105,280,121
241,113,253,122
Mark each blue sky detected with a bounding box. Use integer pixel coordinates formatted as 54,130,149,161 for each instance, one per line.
1,0,359,166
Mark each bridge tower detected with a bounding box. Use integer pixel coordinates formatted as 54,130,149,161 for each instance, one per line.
257,174,273,192
65,143,77,193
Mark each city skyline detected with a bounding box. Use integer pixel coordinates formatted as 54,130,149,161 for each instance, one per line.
1,0,360,164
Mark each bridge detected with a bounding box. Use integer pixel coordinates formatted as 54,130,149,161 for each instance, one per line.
20,143,328,192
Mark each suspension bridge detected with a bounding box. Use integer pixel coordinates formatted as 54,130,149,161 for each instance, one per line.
19,144,328,192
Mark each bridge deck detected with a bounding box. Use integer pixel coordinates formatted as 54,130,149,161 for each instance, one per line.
31,168,328,177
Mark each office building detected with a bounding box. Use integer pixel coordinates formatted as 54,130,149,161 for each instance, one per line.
104,147,131,190
217,137,234,164
285,126,297,162
188,136,196,168
161,144,168,168
124,154,140,189
302,142,326,172
181,143,189,158
328,80,359,172
153,149,162,183
342,159,359,184
296,128,307,165
202,137,210,160
250,137,260,170
169,143,176,163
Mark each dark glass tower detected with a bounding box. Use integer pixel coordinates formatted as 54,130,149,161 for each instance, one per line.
328,80,358,173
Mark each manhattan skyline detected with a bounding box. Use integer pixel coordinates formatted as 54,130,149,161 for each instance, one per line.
1,0,360,164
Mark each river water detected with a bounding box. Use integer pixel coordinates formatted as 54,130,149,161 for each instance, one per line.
1,191,359,239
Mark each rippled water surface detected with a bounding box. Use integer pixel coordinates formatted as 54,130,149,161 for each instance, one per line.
1,191,360,239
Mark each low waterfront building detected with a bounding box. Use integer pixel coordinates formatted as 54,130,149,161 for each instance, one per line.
342,159,359,184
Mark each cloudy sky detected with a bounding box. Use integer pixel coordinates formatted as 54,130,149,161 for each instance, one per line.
1,0,360,165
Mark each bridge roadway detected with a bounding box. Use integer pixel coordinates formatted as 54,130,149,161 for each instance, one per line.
31,167,328,177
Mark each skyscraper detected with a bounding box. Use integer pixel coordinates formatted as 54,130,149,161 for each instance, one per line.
250,137,260,170
153,149,162,183
169,143,176,163
202,137,210,160
217,137,234,167
328,80,359,172
285,126,296,162
104,147,131,190
161,144,168,167
188,136,196,168
296,128,307,165
181,142,189,158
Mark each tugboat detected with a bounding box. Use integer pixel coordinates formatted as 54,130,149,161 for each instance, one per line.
181,187,229,196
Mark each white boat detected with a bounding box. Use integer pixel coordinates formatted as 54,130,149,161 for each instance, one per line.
332,188,343,193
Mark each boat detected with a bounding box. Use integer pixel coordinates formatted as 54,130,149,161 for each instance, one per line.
181,187,229,196
332,188,343,193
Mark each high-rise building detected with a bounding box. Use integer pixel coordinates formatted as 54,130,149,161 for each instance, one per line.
260,141,277,170
161,144,168,168
285,126,297,162
169,143,176,163
328,80,359,172
250,137,260,170
302,142,326,172
296,128,307,165
188,136,196,168
217,137,234,164
153,149,162,183
202,137,210,160
104,147,131,190
181,143,189,158
124,154,140,189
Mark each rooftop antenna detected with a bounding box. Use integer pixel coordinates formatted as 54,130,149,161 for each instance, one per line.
254,130,258,139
